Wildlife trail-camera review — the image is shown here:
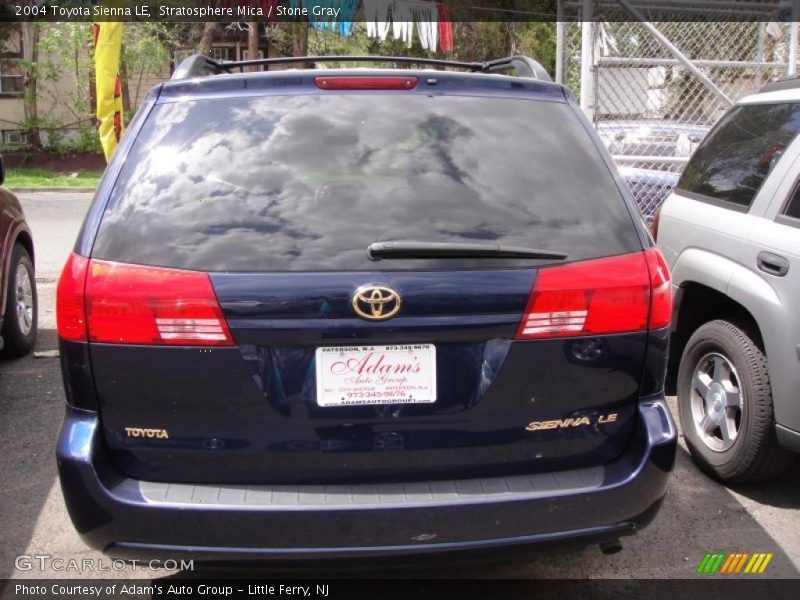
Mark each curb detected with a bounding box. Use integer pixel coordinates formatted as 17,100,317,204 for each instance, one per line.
9,187,97,193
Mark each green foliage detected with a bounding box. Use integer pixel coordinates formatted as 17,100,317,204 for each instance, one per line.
122,23,185,110
447,22,555,72
4,168,103,189
307,25,374,56
13,21,557,155
27,22,185,154
39,126,103,156
35,23,94,127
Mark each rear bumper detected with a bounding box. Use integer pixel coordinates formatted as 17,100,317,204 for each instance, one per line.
56,398,676,561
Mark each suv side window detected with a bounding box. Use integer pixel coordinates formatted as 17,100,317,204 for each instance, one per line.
677,103,800,211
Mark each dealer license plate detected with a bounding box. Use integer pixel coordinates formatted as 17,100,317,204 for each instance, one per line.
315,344,437,407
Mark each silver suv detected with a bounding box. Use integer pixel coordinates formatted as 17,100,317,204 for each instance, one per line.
656,85,800,483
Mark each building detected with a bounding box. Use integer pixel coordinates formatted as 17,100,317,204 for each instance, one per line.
0,23,283,151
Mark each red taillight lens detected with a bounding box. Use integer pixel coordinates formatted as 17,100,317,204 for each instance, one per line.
651,208,661,241
85,260,233,346
644,247,672,329
56,253,90,342
81,260,233,346
515,250,671,340
315,76,418,90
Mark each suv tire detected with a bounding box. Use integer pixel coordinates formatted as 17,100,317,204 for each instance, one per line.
677,319,794,483
1,244,37,357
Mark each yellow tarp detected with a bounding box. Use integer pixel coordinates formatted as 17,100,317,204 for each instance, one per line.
93,22,124,162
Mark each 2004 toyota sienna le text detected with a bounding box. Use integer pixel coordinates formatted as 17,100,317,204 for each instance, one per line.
54,55,676,562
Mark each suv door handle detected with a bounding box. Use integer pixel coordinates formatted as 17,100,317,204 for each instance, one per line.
757,251,789,277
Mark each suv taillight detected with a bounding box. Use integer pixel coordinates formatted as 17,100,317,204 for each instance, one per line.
56,254,233,346
515,249,671,340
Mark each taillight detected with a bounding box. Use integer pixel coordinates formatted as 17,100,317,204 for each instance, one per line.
56,253,90,342
651,207,661,241
84,260,233,346
57,255,234,346
644,247,672,329
315,76,418,90
515,249,671,340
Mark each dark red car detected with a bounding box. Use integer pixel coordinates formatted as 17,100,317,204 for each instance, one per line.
0,155,37,356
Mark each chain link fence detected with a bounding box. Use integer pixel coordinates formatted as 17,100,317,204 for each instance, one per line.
558,3,795,223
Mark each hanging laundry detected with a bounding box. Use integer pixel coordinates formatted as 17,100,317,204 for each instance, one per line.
364,0,393,41
437,2,453,53
391,0,414,47
412,2,438,52
307,1,336,34
337,0,360,37
302,0,359,37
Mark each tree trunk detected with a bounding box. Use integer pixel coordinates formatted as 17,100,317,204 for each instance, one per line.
20,22,41,149
292,20,308,63
248,22,259,72
196,22,218,55
89,59,97,120
120,59,132,115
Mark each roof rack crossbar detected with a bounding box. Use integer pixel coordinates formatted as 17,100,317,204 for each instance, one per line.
483,56,551,81
172,54,226,80
172,54,552,82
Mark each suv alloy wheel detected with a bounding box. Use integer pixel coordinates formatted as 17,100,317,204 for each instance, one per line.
677,320,794,483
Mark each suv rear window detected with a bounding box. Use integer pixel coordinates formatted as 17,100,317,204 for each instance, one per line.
93,94,639,272
677,103,800,209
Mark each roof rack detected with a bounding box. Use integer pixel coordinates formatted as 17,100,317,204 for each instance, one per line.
172,54,552,82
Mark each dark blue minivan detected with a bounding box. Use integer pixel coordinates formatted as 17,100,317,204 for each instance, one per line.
55,55,676,562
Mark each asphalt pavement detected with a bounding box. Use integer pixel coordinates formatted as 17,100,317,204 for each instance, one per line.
0,191,798,580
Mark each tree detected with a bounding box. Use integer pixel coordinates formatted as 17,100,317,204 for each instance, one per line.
19,22,41,148
248,22,259,72
196,22,218,55
120,23,184,113
32,23,192,153
292,20,308,59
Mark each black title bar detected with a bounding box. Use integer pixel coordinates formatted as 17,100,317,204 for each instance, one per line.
0,0,796,23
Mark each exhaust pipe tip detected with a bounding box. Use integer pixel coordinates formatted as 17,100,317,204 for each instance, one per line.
599,539,623,555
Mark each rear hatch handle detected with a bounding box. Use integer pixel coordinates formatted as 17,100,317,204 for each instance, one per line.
367,241,568,261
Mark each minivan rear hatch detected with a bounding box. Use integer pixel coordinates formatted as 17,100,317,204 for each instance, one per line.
83,76,650,485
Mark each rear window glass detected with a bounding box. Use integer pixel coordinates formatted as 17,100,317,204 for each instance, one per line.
678,103,800,209
93,94,639,272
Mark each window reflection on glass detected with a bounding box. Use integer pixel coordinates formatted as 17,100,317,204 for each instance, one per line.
95,94,640,272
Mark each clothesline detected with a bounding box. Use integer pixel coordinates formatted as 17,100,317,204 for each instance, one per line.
291,0,455,53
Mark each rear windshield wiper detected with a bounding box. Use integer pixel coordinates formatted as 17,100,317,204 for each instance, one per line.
367,241,567,261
